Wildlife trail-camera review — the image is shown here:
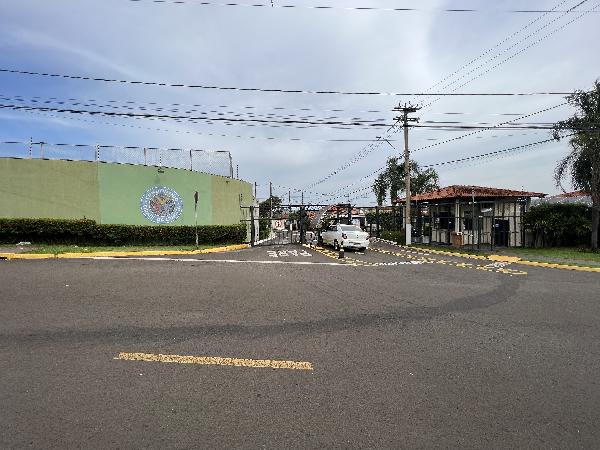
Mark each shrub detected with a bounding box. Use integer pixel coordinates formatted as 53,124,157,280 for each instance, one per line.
258,218,270,240
380,230,406,245
366,210,403,231
0,218,246,246
523,203,592,247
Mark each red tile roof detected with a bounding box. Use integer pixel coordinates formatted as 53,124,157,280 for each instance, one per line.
397,185,546,202
551,190,587,198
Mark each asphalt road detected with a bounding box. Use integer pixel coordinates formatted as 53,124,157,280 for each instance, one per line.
1,242,599,449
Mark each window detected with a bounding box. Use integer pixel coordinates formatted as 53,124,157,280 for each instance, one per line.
340,225,361,232
463,211,473,231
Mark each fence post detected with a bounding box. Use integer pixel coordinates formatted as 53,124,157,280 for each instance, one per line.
95,144,100,162
143,147,147,166
40,142,44,159
250,206,256,246
28,137,33,158
189,149,193,171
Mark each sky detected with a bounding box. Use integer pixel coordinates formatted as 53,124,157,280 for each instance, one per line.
1,0,599,205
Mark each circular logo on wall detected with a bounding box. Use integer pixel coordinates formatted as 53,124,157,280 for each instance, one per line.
140,186,183,224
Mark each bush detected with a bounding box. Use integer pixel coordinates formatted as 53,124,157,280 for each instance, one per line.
366,210,403,232
380,230,406,245
258,218,270,240
523,203,592,247
0,218,246,246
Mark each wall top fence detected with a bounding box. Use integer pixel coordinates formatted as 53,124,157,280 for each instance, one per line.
0,139,234,178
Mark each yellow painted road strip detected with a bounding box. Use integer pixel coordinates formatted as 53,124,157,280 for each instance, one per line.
114,352,313,371
0,244,249,260
370,247,528,276
373,239,600,273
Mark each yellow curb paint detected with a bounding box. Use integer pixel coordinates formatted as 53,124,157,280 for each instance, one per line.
489,255,522,263
114,352,313,371
516,260,600,273
0,253,54,260
1,244,250,260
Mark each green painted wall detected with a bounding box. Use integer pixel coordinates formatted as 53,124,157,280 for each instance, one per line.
0,158,253,226
211,176,254,225
98,163,213,226
0,158,100,221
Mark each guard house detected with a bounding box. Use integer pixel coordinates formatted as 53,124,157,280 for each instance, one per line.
399,185,546,248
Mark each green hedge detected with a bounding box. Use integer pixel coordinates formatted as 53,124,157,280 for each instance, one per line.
523,203,592,247
380,230,406,245
0,218,246,246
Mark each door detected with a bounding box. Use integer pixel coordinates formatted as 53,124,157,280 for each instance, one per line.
494,219,510,247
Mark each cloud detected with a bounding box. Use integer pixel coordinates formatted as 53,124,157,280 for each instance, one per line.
0,0,598,202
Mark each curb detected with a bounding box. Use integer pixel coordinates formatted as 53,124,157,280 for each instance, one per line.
372,238,600,273
0,244,250,260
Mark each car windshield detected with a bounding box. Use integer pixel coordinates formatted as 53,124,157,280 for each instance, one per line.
340,225,362,232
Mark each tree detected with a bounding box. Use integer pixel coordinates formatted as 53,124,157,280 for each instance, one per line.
258,195,283,218
372,157,440,205
373,174,387,206
553,81,600,250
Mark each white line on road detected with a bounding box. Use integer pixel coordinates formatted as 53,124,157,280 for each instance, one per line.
92,257,350,266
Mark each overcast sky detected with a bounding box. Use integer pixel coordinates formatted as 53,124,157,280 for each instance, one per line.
1,0,599,204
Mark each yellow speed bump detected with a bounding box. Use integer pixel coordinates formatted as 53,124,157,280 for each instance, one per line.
114,352,314,371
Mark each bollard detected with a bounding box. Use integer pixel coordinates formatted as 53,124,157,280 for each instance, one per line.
338,247,344,259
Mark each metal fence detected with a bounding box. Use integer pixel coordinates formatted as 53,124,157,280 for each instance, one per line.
0,140,234,177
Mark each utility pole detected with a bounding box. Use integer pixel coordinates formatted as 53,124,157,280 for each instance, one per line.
393,103,421,246
254,182,258,200
289,190,291,204
269,181,273,222
301,192,304,206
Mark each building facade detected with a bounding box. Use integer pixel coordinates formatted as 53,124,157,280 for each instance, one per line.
399,185,546,248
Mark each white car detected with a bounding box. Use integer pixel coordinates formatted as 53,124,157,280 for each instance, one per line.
320,224,370,251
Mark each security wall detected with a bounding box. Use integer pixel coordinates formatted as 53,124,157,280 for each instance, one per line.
0,158,254,226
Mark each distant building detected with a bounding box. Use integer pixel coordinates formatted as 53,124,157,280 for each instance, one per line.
532,190,592,206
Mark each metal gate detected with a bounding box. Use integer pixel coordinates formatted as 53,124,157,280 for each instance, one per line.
241,204,340,247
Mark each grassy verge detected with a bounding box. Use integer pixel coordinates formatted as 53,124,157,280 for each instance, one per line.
18,244,231,255
411,244,600,265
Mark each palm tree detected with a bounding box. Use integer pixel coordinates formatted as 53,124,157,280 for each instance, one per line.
371,157,440,206
553,81,600,250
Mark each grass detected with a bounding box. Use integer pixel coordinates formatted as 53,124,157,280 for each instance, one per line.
412,244,600,265
16,243,231,255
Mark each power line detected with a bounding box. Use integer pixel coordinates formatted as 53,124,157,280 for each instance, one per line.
0,93,389,126
322,135,573,203
424,0,598,108
296,1,586,191
0,68,573,97
8,107,398,144
2,91,540,118
300,102,566,191
0,103,393,128
126,0,600,14
419,0,572,99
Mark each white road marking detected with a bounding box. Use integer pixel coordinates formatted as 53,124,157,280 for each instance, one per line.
267,250,312,258
92,257,348,266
